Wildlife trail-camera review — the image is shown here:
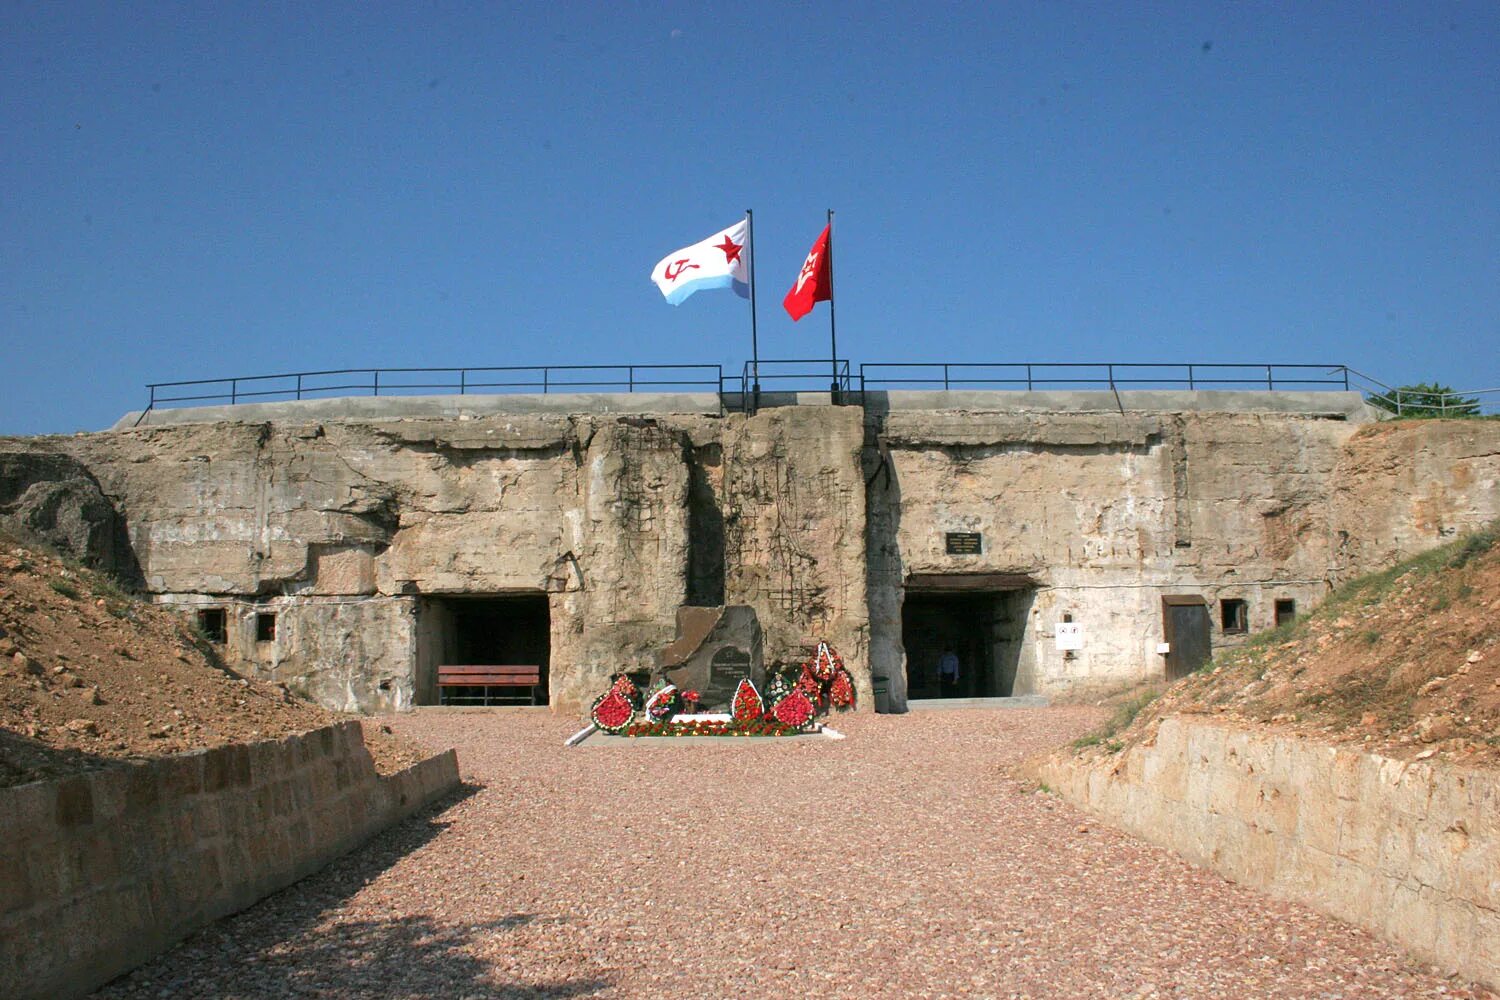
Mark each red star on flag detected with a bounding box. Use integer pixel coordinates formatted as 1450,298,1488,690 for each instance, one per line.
714,234,743,264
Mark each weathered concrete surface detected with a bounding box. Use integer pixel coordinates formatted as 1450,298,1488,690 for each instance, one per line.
13,404,870,714
866,409,1361,705
4,401,1496,717
1038,717,1500,991
1331,420,1500,581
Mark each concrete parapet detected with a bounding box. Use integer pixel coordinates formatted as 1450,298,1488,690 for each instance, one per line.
1039,718,1499,990
0,724,460,1000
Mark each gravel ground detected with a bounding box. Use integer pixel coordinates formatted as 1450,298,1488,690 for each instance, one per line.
91,708,1496,999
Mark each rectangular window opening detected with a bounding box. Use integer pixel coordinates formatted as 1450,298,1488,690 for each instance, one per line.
1274,599,1297,627
197,608,227,644
256,612,277,642
1220,598,1248,634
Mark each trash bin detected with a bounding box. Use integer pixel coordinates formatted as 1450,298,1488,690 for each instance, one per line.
871,675,891,714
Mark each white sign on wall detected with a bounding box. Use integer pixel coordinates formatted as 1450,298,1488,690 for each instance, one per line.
1055,623,1084,651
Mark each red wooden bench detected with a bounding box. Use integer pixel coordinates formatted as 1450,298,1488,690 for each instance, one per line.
437,664,543,706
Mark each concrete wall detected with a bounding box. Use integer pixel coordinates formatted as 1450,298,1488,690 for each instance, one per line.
1038,717,1500,990
7,394,1497,715
0,723,460,1000
867,409,1355,705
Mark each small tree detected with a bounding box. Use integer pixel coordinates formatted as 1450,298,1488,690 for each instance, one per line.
1368,382,1480,418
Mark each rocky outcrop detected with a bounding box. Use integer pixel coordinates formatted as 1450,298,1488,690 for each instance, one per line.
0,450,137,583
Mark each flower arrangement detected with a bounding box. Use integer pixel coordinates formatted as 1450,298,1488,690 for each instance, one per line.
731,678,764,721
624,717,795,738
796,665,825,710
610,672,643,709
764,670,793,706
644,683,679,721
809,640,842,682
771,687,816,728
829,666,856,710
589,687,635,734
681,689,701,711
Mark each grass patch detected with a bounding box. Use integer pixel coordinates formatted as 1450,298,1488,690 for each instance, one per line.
48,580,80,600
1072,685,1165,751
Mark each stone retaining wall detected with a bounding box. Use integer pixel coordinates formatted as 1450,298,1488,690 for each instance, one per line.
1039,717,1499,990
0,723,460,1000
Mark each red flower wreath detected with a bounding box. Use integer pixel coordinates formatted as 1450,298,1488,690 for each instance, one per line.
732,678,764,721
829,667,856,710
772,688,816,728
808,641,842,682
590,687,635,734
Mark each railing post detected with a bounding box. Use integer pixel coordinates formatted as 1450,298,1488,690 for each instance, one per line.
943,364,950,391
1107,363,1115,389
1026,364,1033,391
629,367,635,392
543,369,549,394
1188,364,1195,390
373,370,380,396
1342,366,1350,391
296,374,303,400
459,370,466,395
1266,365,1273,390
230,380,237,405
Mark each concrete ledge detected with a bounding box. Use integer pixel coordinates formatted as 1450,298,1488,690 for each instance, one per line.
114,391,727,429
1039,717,1499,990
114,388,1377,430
869,389,1376,420
0,724,461,1000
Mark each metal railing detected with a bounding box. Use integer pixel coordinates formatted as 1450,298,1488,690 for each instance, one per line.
137,364,724,422
858,362,1352,392
1341,367,1500,417
720,359,858,405
134,361,1498,420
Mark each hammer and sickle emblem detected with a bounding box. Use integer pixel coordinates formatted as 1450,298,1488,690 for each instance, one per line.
664,258,700,282
794,251,819,292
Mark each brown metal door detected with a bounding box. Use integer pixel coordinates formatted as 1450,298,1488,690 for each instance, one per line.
1163,597,1211,680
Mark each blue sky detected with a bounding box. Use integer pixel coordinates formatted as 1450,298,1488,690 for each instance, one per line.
3,2,1496,434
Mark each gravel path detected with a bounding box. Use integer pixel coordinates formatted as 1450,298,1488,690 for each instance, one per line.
92,709,1495,999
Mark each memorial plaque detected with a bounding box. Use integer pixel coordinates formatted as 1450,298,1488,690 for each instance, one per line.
705,646,752,710
945,532,982,555
662,605,764,710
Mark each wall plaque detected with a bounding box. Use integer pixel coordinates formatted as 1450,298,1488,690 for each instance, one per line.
945,532,982,555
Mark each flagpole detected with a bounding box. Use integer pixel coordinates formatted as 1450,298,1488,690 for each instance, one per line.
746,208,761,413
826,209,839,404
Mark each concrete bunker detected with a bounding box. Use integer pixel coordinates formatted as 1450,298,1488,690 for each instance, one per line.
901,573,1037,698
415,594,550,705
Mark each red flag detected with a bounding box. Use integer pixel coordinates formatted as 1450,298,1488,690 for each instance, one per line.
782,224,831,321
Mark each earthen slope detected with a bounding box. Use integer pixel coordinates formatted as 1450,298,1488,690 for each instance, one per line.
0,531,421,786
1079,525,1500,767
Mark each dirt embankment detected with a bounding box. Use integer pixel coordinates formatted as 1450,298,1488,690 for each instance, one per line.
1076,526,1500,767
0,533,422,787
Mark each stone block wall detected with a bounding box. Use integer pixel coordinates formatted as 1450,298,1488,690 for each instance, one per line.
1039,718,1499,990
0,724,461,1000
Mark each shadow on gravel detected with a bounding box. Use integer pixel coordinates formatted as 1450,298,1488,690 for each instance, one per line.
93,783,613,999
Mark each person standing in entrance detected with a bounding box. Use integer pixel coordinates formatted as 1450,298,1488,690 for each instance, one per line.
937,646,960,698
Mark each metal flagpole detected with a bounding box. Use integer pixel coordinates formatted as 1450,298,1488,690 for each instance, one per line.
827,209,839,404
746,208,761,413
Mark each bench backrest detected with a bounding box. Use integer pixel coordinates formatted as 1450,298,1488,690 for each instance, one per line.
437,664,541,685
